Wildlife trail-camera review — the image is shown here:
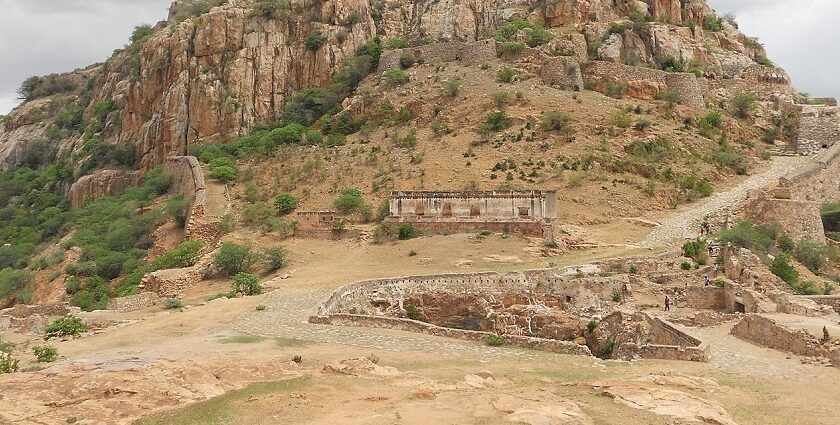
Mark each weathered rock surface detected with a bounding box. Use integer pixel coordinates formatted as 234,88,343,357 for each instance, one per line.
67,169,143,207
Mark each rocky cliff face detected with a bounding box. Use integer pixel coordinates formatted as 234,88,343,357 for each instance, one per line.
0,0,783,172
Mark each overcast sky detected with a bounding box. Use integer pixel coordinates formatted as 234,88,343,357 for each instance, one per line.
0,0,838,115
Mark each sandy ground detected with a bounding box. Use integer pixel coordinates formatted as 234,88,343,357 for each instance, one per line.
3,232,840,425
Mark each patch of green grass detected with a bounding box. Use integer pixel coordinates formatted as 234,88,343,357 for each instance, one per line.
134,377,311,425
218,335,265,344
274,337,314,348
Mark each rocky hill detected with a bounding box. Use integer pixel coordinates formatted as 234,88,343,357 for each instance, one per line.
0,0,829,308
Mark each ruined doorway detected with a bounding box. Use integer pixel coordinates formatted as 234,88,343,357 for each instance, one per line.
415,204,426,216
734,301,746,313
518,207,530,218
470,205,481,217
442,203,453,217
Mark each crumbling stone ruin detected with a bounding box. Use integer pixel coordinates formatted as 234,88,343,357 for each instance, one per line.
311,262,709,362
386,190,557,236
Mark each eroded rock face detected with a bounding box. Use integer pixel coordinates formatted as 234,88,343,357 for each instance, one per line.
67,169,143,207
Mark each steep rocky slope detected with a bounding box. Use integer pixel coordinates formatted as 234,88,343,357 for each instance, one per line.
1,0,782,171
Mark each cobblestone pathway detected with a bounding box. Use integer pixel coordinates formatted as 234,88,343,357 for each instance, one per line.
234,286,544,362
640,156,808,248
689,325,816,381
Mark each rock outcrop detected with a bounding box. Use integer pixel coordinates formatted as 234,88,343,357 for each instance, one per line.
67,169,143,207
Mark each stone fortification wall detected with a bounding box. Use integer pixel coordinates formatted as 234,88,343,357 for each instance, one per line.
376,40,497,73
795,105,840,155
738,191,825,243
777,141,840,203
320,313,592,356
731,315,835,363
106,292,161,312
740,64,791,85
140,243,217,297
67,169,142,208
163,156,219,244
539,56,584,91
722,246,789,293
0,303,82,334
801,295,840,314
389,190,557,220
584,61,704,107
684,286,727,310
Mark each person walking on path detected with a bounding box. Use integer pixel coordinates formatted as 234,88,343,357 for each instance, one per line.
704,275,710,287
664,295,671,312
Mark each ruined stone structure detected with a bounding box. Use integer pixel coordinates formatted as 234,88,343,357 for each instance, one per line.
777,142,840,203
294,211,336,238
731,314,839,366
106,292,161,312
539,56,584,91
377,40,497,73
737,190,825,243
386,190,557,236
584,61,704,107
801,295,840,314
164,156,221,244
795,105,840,155
0,303,82,334
312,266,708,361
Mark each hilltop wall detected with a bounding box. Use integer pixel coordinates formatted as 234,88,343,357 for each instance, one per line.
584,61,704,107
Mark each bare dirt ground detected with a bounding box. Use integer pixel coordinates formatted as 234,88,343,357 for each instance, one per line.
3,229,840,425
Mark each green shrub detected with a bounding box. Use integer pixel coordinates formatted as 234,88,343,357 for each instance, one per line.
33,345,58,362
793,280,822,296
778,234,796,253
213,243,259,276
704,15,724,32
399,53,416,69
209,163,238,182
541,111,573,134
151,239,204,271
718,220,777,253
381,69,409,85
163,298,183,309
405,305,421,320
44,316,88,340
372,222,397,243
251,0,291,19
165,195,190,227
231,272,261,296
442,78,461,97
499,42,524,55
304,30,326,50
395,106,412,123
397,224,418,240
274,193,299,215
383,37,407,49
497,67,515,83
681,261,692,270
262,246,287,273
492,92,511,109
241,202,275,230
731,92,757,118
255,304,266,311
610,110,632,128
587,319,599,332
0,353,19,374
493,19,552,47
682,238,709,264
485,334,505,346
333,188,369,215
605,80,627,98
478,110,510,134
770,253,799,285
712,142,746,171
629,265,638,275
794,240,836,274
659,90,681,106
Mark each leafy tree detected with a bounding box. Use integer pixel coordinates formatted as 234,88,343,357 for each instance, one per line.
262,246,287,273
231,272,261,296
305,30,327,50
770,253,799,285
731,92,757,118
151,239,204,271
541,111,573,134
44,316,88,339
274,193,299,215
165,195,190,227
213,243,259,276
718,220,777,253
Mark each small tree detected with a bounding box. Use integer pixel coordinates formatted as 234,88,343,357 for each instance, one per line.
304,30,326,50
213,242,259,276
262,246,287,273
541,111,573,134
33,345,58,362
274,193,299,215
497,67,515,83
151,239,204,271
770,253,799,285
731,92,757,118
381,69,409,85
333,188,366,214
44,316,88,340
442,78,461,97
231,272,261,296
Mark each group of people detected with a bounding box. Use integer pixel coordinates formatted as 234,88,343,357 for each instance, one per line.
699,221,712,236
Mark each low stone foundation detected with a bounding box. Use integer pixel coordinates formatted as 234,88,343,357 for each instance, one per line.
731,315,837,364
389,219,548,237
107,292,161,312
321,313,592,356
0,303,82,334
801,295,840,314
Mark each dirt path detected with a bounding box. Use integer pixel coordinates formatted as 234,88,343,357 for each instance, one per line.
639,156,808,248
